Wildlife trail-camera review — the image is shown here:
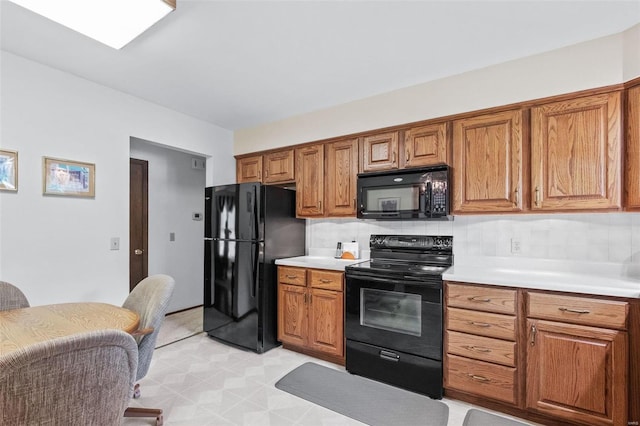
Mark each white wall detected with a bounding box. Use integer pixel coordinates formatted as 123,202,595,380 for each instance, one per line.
235,29,631,155
624,24,640,80
129,138,206,313
0,51,234,307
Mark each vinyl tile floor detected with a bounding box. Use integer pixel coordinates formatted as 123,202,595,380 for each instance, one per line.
122,333,533,426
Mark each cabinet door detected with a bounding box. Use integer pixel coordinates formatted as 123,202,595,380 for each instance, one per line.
264,149,295,184
236,155,263,183
360,131,399,172
402,122,449,168
308,288,344,357
277,283,308,347
295,144,324,217
531,92,622,211
626,85,640,209
526,319,627,426
453,110,525,213
325,138,358,217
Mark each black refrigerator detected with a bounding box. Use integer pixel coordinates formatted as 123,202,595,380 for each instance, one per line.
204,183,305,353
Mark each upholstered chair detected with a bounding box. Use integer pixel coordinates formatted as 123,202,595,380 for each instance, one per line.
122,274,175,426
0,329,137,425
0,281,30,311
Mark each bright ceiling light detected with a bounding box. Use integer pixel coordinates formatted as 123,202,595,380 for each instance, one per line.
9,0,176,49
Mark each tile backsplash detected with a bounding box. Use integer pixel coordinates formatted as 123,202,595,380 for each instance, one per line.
307,213,640,264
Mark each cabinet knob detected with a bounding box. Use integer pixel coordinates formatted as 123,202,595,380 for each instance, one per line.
530,324,537,346
134,249,144,255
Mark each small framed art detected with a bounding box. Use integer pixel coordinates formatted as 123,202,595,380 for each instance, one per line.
0,149,18,192
43,157,95,197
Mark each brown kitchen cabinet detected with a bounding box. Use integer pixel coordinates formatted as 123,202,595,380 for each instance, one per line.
626,84,640,210
452,109,526,213
361,124,450,173
295,144,325,217
296,139,358,218
444,282,521,406
277,266,344,364
402,122,450,168
526,292,628,426
531,91,622,211
263,149,295,184
236,155,263,183
360,131,400,172
325,138,358,216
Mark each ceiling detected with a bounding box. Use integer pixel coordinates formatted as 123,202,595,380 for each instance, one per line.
2,1,639,131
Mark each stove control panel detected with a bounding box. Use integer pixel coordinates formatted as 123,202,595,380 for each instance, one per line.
369,235,452,251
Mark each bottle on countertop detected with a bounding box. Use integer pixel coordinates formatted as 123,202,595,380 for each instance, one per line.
334,242,343,259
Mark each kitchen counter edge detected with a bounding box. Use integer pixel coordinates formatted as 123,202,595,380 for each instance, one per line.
275,256,367,272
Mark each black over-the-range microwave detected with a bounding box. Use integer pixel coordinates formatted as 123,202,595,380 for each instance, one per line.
356,165,450,220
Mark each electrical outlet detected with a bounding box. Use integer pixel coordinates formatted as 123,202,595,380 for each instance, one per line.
110,237,120,250
169,232,175,242
510,238,521,254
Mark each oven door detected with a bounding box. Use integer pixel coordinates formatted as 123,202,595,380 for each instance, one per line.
345,271,442,360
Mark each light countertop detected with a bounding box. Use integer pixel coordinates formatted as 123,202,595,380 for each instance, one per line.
275,256,368,271
443,256,640,299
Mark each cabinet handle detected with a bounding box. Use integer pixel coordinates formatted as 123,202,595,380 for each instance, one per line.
304,293,308,304
393,152,396,164
514,187,519,205
319,279,333,283
285,275,298,279
535,186,540,207
309,294,312,303
317,200,322,210
530,324,537,346
469,321,491,328
258,169,262,179
463,345,491,353
558,307,590,315
265,169,269,177
406,150,410,162
467,374,490,383
468,296,491,303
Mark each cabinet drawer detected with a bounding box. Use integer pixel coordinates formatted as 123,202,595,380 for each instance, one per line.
447,283,516,314
278,266,306,286
446,354,517,405
446,331,516,367
309,269,343,291
447,307,516,341
527,292,628,330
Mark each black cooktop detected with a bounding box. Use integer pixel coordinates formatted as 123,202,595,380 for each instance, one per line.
345,235,453,278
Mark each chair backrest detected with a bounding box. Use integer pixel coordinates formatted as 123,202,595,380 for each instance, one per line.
0,329,138,426
0,281,30,311
123,274,175,380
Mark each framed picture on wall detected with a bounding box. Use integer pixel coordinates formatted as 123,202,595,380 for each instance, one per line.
0,149,18,192
43,157,95,197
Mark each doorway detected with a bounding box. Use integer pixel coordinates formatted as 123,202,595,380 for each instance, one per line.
130,158,148,291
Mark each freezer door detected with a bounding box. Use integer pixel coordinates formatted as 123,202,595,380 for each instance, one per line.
206,183,262,242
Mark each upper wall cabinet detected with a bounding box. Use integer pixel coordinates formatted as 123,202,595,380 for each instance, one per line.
453,109,526,213
531,91,622,211
360,131,399,172
402,122,450,168
360,125,450,173
325,138,358,217
236,155,263,183
626,85,640,210
264,149,295,184
295,144,325,217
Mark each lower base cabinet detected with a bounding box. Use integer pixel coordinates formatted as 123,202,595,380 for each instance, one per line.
444,281,634,426
277,266,344,364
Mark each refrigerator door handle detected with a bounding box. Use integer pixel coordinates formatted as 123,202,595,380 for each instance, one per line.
251,243,259,298
253,185,260,241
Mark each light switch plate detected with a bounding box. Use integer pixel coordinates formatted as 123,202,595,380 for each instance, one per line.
110,237,120,250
